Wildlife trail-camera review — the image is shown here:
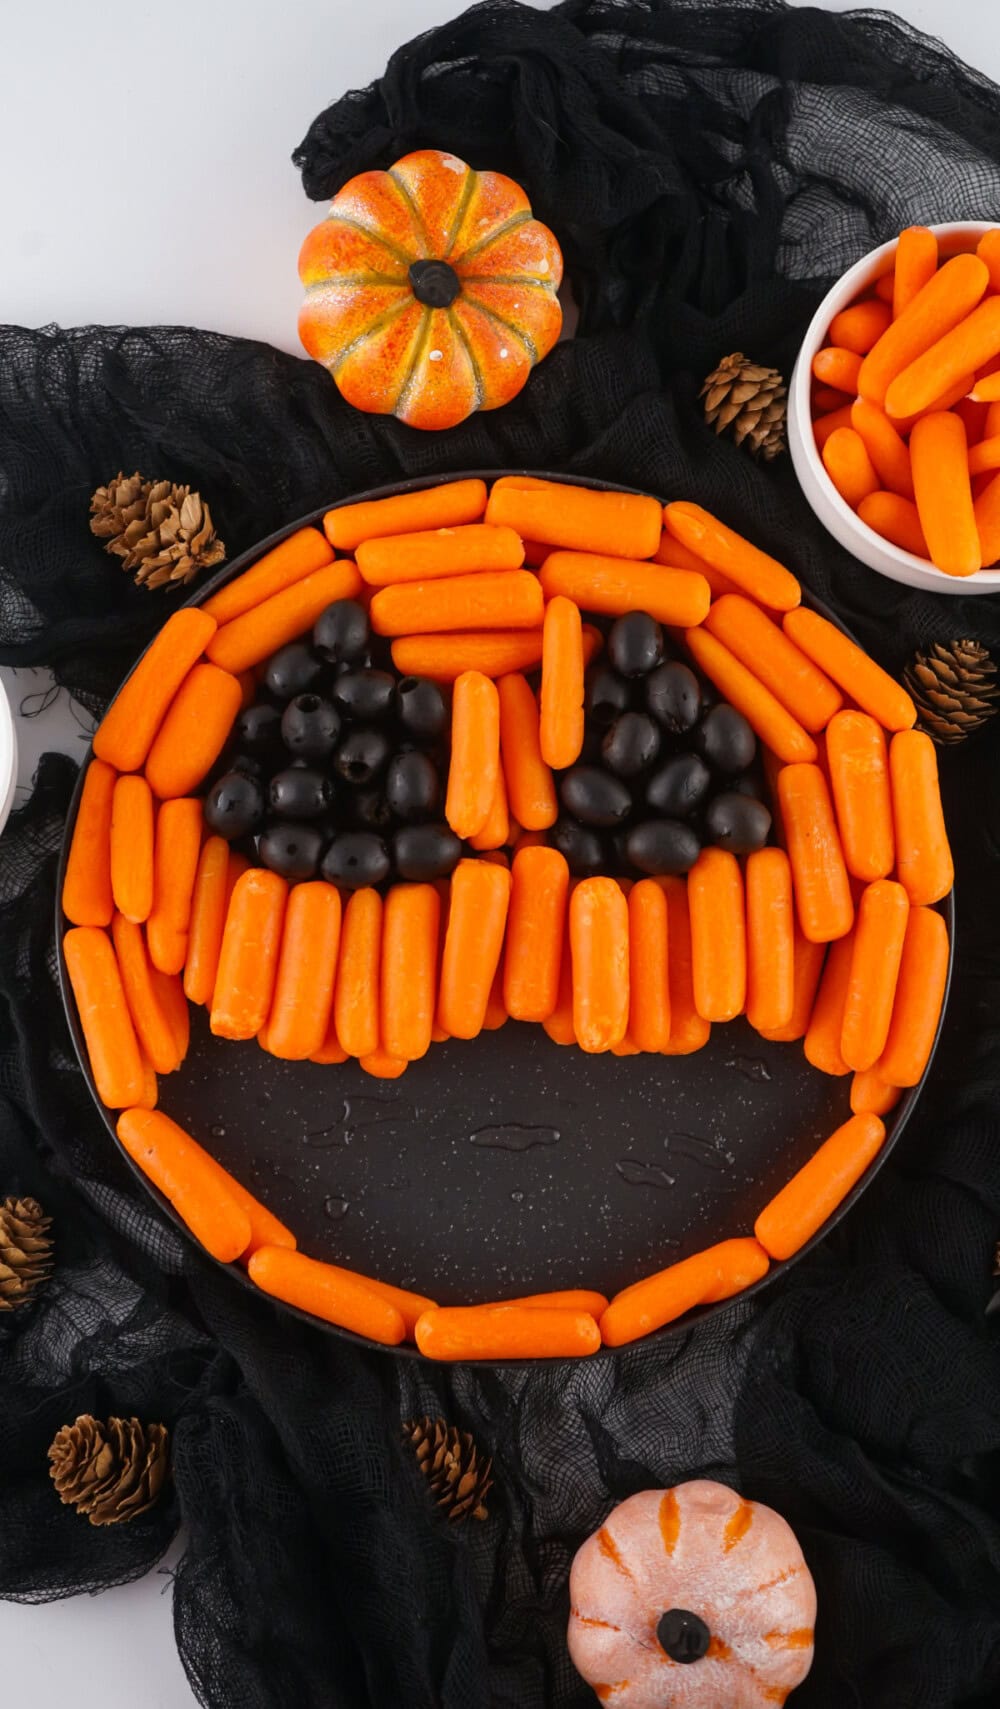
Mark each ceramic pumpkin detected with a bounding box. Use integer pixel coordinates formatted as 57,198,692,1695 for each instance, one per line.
568,1481,816,1709
298,149,563,431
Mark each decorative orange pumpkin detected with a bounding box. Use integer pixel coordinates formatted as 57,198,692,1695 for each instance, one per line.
568,1481,816,1709
298,149,563,431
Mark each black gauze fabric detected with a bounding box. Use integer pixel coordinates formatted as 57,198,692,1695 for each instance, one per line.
2,3,1000,1705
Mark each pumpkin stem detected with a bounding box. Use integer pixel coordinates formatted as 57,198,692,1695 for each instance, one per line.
656,1609,711,1664
409,260,461,308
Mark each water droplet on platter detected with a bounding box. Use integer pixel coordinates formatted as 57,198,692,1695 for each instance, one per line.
209,1124,226,1140
510,1189,525,1203
323,1195,350,1222
725,1055,772,1084
469,1124,560,1152
616,1159,676,1190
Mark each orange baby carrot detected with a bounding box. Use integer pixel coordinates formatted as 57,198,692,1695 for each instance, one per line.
497,673,558,830
696,1239,772,1303
468,760,509,852
813,383,852,412
850,1070,902,1117
146,798,202,975
745,848,794,1035
909,412,981,576
822,427,880,509
248,1246,406,1344
756,925,826,1043
207,561,363,673
310,1010,349,1064
891,369,977,434
687,848,745,1023
144,663,243,799
754,1112,886,1260
803,930,854,1076
969,435,1000,476
889,730,954,905
360,1049,409,1079
975,469,1000,567
333,888,381,1059
371,571,543,638
601,1239,768,1346
850,398,914,498
438,859,511,1039
93,608,217,774
415,1304,601,1361
857,491,929,557
829,299,892,355
874,272,896,304
266,882,342,1061
151,966,190,1067
357,523,524,587
654,530,742,600
570,878,629,1053
825,710,894,882
183,837,231,1005
63,926,147,1109
840,880,910,1071
130,1107,293,1254
539,552,710,627
976,228,1000,291
858,252,989,405
136,1053,158,1111
390,629,544,681
659,875,711,1054
540,595,585,769
117,1108,251,1262
812,346,863,392
332,1270,436,1337
662,502,801,611
970,373,1000,404
381,883,440,1061
626,879,670,1052
111,913,181,1074
504,846,569,1022
704,596,842,732
324,478,487,552
684,627,817,763
210,868,288,1040
892,226,938,316
110,774,155,924
813,403,855,451
778,763,853,944
885,298,1000,420
495,1288,610,1316
445,671,500,840
202,527,333,626
63,758,116,926
542,904,576,1045
485,478,662,560
875,905,949,1086
782,608,916,731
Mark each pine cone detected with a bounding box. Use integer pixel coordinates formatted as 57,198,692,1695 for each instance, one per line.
0,1196,53,1310
403,1416,492,1522
701,352,787,460
903,639,999,745
90,471,225,591
48,1414,169,1526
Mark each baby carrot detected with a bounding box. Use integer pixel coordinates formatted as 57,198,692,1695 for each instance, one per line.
826,710,894,882
482,957,509,1031
840,880,910,1072
969,436,1000,476
803,930,854,1076
494,1288,610,1316
821,427,880,509
248,1246,406,1345
325,479,487,552
415,1304,601,1360
857,491,929,558
111,913,181,1074
976,228,1000,292
468,760,509,852
445,671,500,840
626,879,670,1052
144,663,243,800
850,1070,902,1117
782,607,916,731
849,398,914,498
310,1011,349,1064
381,883,440,1061
371,571,543,637
136,1053,159,1111
745,848,795,1035
497,673,558,830
485,478,662,560
128,1107,293,1255
812,346,863,393
539,552,710,627
889,730,954,905
858,252,989,405
909,412,980,577
540,595,585,769
146,798,202,975
110,775,155,924
504,846,569,1022
653,530,742,600
183,837,231,1005
662,502,801,611
63,926,147,1109
688,848,745,1023
570,878,629,1053
684,628,817,763
891,369,977,433
892,226,938,317
873,272,896,304
778,763,853,944
333,888,381,1059
813,404,855,451
117,1108,252,1262
360,1050,409,1079
151,966,190,1068
202,527,333,627
875,905,949,1086
210,868,288,1041
266,882,342,1061
703,596,842,732
207,561,363,673
93,608,217,773
886,298,1000,421
601,1239,768,1346
357,523,523,587
390,630,544,681
970,373,1000,404
438,859,511,1039
975,469,1000,567
754,1112,886,1260
813,383,852,412
542,904,576,1045
828,299,892,354
659,875,711,1055
756,925,826,1043
62,758,116,927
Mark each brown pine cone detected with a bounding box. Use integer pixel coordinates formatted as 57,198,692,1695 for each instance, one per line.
904,639,999,745
90,471,225,591
48,1414,169,1526
0,1196,53,1310
701,352,787,460
402,1416,492,1522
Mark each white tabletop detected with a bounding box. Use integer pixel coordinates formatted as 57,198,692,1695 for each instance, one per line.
2,1,998,1703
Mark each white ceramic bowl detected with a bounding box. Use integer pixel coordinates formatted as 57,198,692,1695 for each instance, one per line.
789,220,1000,596
0,673,17,839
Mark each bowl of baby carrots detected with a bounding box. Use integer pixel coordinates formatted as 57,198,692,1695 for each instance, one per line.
789,220,1000,592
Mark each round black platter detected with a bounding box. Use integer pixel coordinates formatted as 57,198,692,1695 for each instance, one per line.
56,471,954,1360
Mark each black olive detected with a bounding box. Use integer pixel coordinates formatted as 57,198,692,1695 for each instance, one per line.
268,766,333,820
234,702,283,752
607,611,664,677
585,665,632,728
320,831,391,890
696,703,757,774
548,817,606,877
332,669,397,722
559,766,632,827
333,727,391,787
258,821,324,881
396,676,448,742
646,752,713,819
263,641,323,701
384,751,441,822
645,661,701,734
704,792,772,853
313,598,370,665
203,770,265,839
280,694,341,759
351,789,395,832
393,823,463,881
601,712,661,779
624,819,701,875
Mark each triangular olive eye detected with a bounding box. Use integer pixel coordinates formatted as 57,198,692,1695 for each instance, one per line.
409,260,461,308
